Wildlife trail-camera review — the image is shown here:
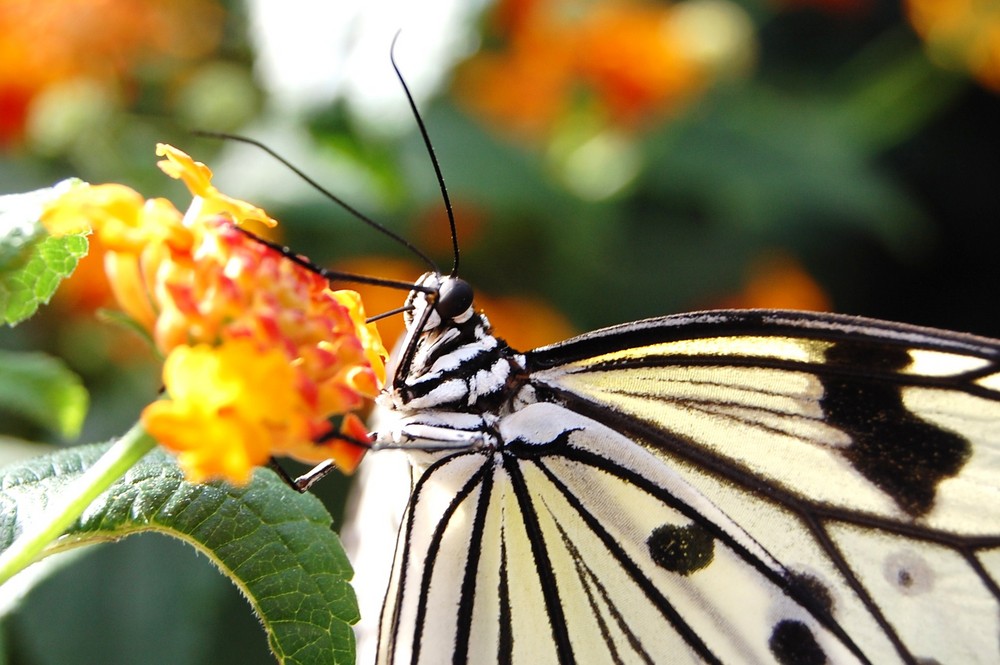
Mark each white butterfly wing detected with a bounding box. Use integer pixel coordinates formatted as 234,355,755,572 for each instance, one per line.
352,304,1000,664
341,450,413,665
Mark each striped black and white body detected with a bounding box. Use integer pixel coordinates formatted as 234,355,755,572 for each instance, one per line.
357,272,1000,665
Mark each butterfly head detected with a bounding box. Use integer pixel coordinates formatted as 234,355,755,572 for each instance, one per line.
404,272,476,332
387,271,481,390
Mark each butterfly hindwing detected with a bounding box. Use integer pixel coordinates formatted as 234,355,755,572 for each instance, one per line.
378,399,875,664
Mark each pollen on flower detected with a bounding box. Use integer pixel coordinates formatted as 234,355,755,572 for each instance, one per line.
44,143,389,485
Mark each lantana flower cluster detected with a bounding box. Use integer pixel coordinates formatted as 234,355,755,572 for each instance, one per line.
42,144,387,484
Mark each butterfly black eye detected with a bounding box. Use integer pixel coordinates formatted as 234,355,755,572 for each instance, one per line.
436,278,474,320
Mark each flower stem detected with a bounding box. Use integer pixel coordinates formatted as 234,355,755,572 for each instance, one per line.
0,422,157,587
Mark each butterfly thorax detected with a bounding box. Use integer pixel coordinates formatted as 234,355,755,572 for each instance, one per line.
376,273,533,453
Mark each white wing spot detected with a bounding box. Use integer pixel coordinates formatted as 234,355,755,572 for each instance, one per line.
976,371,1000,392
904,349,992,377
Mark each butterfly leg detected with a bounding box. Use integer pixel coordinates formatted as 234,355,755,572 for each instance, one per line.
374,411,500,452
290,458,339,491
374,425,486,451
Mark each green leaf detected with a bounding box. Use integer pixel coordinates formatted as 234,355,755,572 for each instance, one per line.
0,350,88,439
0,233,89,326
0,182,90,326
0,444,358,665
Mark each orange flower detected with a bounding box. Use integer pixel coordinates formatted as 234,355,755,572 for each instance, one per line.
711,252,831,311
575,4,705,126
279,412,371,479
331,257,424,347
134,218,386,481
332,290,387,387
142,341,294,484
42,144,388,484
0,0,223,144
42,182,192,330
455,0,754,139
156,144,278,230
41,183,146,238
456,24,576,138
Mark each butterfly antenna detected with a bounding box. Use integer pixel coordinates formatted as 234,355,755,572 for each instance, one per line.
194,130,438,273
231,226,435,294
390,32,460,277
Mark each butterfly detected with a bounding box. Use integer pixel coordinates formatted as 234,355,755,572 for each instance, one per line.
338,268,1000,665
234,49,1000,663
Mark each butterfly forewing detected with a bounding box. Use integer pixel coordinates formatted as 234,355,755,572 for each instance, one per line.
524,309,1000,663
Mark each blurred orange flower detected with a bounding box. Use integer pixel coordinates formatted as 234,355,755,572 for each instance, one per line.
50,240,116,315
456,0,755,139
481,293,577,350
41,145,387,483
575,4,705,126
906,0,1000,91
0,0,224,143
457,22,575,138
413,200,488,257
711,252,831,311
